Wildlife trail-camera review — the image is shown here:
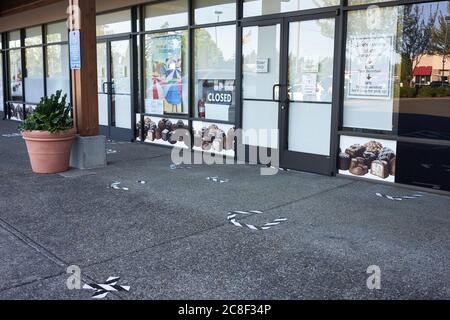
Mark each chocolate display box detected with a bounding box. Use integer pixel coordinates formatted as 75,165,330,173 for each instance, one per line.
339,136,397,182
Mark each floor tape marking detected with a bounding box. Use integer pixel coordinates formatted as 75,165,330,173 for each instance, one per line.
227,210,287,231
376,193,424,201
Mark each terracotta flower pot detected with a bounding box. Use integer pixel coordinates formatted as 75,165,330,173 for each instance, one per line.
22,128,77,174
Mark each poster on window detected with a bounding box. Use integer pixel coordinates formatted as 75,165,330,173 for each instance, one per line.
146,35,184,114
339,136,397,183
347,36,394,99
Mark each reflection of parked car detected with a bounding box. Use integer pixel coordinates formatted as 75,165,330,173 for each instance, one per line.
429,81,450,88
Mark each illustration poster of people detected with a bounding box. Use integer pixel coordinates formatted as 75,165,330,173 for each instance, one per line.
147,34,183,114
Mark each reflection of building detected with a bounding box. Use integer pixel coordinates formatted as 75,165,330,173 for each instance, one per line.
413,54,449,85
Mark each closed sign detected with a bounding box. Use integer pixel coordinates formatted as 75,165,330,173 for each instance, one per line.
206,90,233,105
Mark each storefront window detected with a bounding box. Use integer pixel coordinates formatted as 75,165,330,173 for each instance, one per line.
144,31,188,115
8,30,21,49
9,50,23,101
46,21,68,43
25,47,44,103
144,0,188,31
96,10,131,37
243,0,339,18
348,0,391,5
194,25,236,122
25,26,42,46
46,44,70,98
194,0,236,25
343,2,450,140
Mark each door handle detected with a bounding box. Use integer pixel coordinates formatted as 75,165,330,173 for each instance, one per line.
102,82,109,94
273,84,281,101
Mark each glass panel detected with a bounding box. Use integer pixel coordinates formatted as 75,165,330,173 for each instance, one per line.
343,6,399,132
243,0,339,17
194,25,236,121
288,19,335,103
98,94,109,126
242,24,280,100
112,95,131,129
242,100,279,149
25,26,42,46
96,10,131,37
46,21,68,43
144,0,188,31
111,40,131,129
349,0,391,5
144,30,189,115
9,50,23,101
343,2,450,141
8,30,21,48
194,0,236,25
396,142,450,192
25,47,44,103
287,19,335,155
397,2,450,140
289,102,331,155
46,44,70,98
111,40,130,94
97,43,108,126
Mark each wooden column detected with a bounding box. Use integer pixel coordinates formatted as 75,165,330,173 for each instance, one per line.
69,0,99,136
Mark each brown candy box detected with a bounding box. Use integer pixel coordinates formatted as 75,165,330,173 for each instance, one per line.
339,153,351,170
345,144,366,158
371,160,390,179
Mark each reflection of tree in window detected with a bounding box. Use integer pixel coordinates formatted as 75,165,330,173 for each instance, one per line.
399,4,437,87
195,28,227,69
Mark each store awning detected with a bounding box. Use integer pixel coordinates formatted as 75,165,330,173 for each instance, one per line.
413,66,432,76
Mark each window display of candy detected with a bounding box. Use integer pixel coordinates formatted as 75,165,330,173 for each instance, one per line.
8,103,24,121
25,104,36,118
137,116,189,148
192,121,235,157
339,136,397,183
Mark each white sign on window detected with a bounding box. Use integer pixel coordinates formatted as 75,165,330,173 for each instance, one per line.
145,99,164,115
256,58,269,73
347,36,394,99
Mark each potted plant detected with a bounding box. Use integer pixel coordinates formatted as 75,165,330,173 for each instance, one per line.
19,90,76,174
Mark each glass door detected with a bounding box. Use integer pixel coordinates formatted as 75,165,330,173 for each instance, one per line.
241,13,337,175
279,14,337,175
97,38,132,141
242,20,282,153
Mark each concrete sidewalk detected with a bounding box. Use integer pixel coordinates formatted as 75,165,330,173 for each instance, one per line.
0,120,449,300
